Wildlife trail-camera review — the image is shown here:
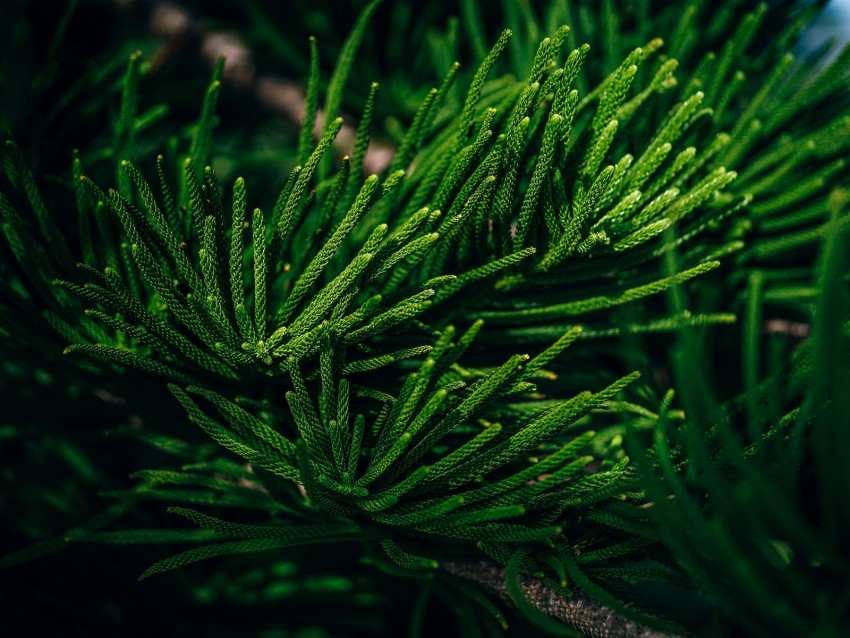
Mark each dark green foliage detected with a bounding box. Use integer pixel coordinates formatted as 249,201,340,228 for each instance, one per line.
2,1,849,636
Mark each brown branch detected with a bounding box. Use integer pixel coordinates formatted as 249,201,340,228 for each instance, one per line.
443,560,683,638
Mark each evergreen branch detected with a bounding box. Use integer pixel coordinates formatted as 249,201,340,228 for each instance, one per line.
442,560,680,638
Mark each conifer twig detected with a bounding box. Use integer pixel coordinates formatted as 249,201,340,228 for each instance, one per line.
442,559,683,638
